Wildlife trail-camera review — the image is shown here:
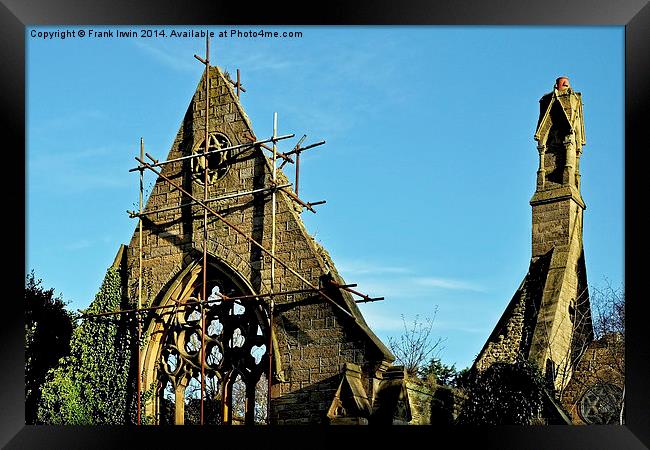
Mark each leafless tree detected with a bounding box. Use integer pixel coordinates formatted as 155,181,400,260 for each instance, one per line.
591,281,624,339
227,373,268,424
590,281,625,424
388,310,445,377
253,375,268,424
540,280,624,424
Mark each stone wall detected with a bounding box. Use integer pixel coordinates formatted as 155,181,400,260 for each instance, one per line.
531,198,572,257
405,377,466,425
474,252,551,372
474,285,527,372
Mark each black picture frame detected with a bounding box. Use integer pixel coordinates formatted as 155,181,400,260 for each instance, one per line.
3,0,648,448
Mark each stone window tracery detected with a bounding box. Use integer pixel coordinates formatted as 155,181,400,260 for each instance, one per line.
578,383,623,424
191,133,233,185
157,273,269,425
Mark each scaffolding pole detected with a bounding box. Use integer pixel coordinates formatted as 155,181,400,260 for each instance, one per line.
80,284,361,320
198,35,210,426
330,281,385,303
267,112,278,424
127,133,295,173
127,183,292,219
233,68,246,97
137,137,144,426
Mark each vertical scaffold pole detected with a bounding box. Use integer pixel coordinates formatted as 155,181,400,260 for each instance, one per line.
137,137,144,425
200,35,210,426
267,112,278,424
295,149,301,196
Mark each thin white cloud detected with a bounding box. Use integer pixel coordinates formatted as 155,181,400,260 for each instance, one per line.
28,146,130,193
64,239,93,251
352,280,416,299
29,110,107,134
412,277,485,292
230,51,297,73
337,259,410,276
29,146,112,166
133,40,196,72
333,258,485,300
434,321,490,334
358,309,406,332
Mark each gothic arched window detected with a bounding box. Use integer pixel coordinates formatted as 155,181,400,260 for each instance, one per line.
155,270,269,425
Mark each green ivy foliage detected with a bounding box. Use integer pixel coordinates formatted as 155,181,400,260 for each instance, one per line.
37,267,133,424
456,360,547,425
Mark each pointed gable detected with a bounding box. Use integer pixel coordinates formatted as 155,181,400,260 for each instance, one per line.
534,88,586,148
122,64,397,424
128,66,393,359
327,363,372,423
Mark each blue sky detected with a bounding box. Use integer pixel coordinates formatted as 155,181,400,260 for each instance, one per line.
26,26,624,370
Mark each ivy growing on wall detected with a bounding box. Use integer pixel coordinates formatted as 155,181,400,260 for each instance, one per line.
37,267,134,424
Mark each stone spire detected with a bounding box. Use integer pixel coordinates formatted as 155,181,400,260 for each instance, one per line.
473,78,593,393
527,77,592,390
530,76,586,257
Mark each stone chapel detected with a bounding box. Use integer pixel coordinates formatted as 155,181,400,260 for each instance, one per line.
112,64,412,425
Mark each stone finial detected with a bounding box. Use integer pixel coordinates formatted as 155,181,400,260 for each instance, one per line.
555,76,570,91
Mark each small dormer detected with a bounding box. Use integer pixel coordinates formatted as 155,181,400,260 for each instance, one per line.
326,363,372,425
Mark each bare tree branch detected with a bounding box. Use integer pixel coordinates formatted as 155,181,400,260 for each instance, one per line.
388,310,445,376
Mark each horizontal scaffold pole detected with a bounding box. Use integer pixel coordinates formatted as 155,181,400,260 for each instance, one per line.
128,134,295,172
127,183,292,218
79,284,359,319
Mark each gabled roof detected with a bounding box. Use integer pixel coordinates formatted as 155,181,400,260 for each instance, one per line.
131,64,395,366
327,363,372,420
534,88,586,147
